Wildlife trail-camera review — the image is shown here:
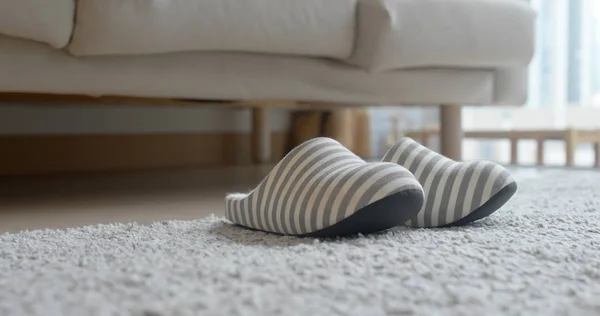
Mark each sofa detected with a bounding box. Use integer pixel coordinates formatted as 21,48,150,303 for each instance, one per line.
0,0,536,162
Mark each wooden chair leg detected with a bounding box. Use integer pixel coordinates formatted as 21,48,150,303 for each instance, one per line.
440,104,463,161
595,142,600,168
421,133,430,148
251,107,271,164
536,138,545,165
565,129,577,167
510,138,519,165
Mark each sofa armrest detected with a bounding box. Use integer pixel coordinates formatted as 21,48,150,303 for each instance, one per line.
348,0,536,72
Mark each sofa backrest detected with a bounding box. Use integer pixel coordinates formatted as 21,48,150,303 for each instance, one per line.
66,0,357,59
0,0,75,48
0,0,536,73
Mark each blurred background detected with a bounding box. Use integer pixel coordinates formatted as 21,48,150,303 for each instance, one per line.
2,0,600,233
3,0,600,174
371,0,600,166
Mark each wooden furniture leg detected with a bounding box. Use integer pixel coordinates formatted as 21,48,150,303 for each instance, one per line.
440,104,463,160
325,109,354,150
595,131,600,168
536,138,545,165
352,109,372,158
251,107,271,164
595,142,600,168
421,134,430,148
565,129,577,167
290,111,323,147
510,138,519,165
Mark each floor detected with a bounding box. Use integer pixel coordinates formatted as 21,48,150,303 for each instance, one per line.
2,162,596,234
0,166,272,233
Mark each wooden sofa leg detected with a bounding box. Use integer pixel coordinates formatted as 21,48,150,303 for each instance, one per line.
251,107,271,164
440,104,463,161
325,109,354,150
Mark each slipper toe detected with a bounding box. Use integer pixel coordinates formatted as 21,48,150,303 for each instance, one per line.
226,137,425,237
382,137,517,227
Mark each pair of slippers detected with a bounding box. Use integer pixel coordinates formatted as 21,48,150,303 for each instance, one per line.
225,137,517,237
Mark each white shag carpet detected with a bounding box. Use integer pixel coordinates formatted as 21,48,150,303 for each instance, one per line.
1,168,599,316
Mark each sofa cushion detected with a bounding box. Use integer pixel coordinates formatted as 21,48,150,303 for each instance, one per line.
0,0,75,48
67,0,356,58
1,35,520,106
349,0,536,71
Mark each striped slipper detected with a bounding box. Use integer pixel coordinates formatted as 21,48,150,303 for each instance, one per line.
382,137,517,228
225,137,424,237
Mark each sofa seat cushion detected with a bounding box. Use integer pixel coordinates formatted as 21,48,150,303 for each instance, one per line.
1,35,527,106
67,0,356,58
349,0,536,71
0,0,75,48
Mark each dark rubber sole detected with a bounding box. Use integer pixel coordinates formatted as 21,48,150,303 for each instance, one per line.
301,188,424,238
442,181,518,227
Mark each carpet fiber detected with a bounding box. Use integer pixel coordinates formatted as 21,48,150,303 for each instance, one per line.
1,168,599,316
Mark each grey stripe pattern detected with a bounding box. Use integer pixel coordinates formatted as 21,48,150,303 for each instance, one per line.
225,137,423,235
382,137,515,228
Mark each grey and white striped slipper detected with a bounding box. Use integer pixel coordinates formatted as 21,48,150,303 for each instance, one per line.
225,137,424,237
382,137,517,228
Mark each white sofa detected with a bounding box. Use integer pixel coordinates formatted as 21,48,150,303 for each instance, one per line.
0,0,536,160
